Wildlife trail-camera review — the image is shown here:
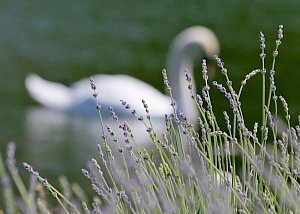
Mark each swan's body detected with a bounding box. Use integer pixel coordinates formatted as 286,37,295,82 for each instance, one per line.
25,26,220,121
26,74,172,117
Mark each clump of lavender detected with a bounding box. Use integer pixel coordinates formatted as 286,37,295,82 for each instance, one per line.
1,25,300,214
78,25,299,214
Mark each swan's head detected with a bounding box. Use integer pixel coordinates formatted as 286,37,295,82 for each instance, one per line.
167,26,220,78
166,26,220,123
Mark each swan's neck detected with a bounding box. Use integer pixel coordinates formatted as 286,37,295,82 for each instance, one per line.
167,44,200,122
166,27,219,123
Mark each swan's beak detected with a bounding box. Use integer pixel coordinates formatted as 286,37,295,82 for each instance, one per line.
207,63,216,80
206,59,217,80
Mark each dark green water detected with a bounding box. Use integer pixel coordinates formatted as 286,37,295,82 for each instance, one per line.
1,0,300,194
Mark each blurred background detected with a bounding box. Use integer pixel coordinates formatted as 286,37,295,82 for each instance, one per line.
1,0,300,188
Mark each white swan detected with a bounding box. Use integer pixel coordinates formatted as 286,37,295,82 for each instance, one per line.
25,26,220,122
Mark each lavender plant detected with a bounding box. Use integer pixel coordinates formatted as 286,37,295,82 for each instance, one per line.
1,25,300,213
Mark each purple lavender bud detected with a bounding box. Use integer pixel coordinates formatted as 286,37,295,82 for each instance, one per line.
120,100,126,105
108,106,113,111
179,112,186,119
126,145,133,151
185,72,192,81
23,162,32,172
81,169,90,178
96,104,101,111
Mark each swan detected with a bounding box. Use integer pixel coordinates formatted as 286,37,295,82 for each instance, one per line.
25,26,220,122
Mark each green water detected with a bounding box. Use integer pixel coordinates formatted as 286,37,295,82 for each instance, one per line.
1,0,300,193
